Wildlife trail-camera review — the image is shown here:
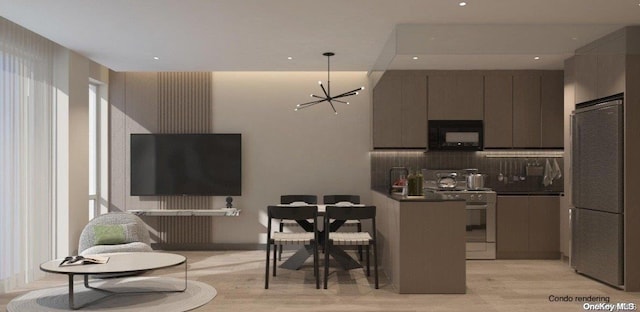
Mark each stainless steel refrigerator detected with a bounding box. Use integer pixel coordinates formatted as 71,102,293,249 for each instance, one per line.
571,95,624,287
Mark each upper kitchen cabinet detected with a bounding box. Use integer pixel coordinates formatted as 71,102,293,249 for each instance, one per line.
373,71,427,148
513,72,541,148
427,71,484,120
596,33,626,99
574,51,598,104
540,71,564,148
373,72,402,148
484,72,513,148
575,29,626,103
484,70,563,149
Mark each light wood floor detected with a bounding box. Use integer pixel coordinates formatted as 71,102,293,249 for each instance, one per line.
2,250,639,311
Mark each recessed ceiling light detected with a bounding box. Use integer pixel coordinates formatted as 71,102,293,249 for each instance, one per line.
412,56,419,60
153,56,159,60
534,56,540,60
287,56,293,60
459,1,467,6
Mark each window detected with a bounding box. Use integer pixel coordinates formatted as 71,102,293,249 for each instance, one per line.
89,84,98,220
88,81,109,220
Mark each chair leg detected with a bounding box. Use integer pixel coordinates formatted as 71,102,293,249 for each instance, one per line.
373,242,379,289
278,222,284,260
273,244,277,276
366,245,370,276
265,242,270,289
324,240,330,289
357,223,363,261
314,241,320,289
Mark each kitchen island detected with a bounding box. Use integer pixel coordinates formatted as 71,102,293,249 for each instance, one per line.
372,190,466,294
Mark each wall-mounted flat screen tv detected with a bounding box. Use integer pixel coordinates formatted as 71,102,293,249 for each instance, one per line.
130,133,241,196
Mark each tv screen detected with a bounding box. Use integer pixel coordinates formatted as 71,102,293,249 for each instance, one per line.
130,133,241,196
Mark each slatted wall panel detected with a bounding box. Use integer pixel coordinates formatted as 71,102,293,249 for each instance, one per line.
157,72,214,245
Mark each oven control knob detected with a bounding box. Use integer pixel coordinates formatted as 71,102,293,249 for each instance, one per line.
478,194,484,200
470,194,476,200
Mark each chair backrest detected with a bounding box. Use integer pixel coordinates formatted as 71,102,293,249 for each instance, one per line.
325,205,375,221
78,212,151,254
323,195,360,204
280,195,317,204
267,205,318,238
268,205,318,221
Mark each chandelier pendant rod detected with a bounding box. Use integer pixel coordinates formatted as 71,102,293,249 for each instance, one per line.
327,52,331,99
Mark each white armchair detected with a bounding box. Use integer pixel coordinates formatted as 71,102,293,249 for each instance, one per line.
78,212,152,256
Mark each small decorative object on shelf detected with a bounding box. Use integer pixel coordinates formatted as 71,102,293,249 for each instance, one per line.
226,196,233,208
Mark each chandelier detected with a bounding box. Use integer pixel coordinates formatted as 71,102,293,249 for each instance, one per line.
295,52,364,115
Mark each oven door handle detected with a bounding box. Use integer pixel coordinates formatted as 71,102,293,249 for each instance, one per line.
465,204,488,210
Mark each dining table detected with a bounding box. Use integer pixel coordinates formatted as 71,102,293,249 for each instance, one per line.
277,204,363,271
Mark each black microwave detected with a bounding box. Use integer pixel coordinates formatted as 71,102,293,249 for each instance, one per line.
428,120,483,151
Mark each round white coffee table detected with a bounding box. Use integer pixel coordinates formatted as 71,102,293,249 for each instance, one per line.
40,252,186,310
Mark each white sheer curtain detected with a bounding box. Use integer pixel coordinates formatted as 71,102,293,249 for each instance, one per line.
0,17,55,293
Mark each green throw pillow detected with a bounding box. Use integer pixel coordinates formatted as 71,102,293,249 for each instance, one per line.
94,225,126,245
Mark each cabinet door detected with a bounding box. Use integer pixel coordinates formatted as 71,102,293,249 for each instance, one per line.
427,73,484,120
596,34,626,98
427,74,456,120
455,74,484,120
401,72,427,148
540,71,564,148
497,196,529,255
484,73,513,148
528,196,560,254
574,52,598,104
513,73,541,148
373,73,402,148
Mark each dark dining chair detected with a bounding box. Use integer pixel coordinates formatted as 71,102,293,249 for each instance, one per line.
265,205,319,289
323,205,378,289
323,194,363,260
278,195,318,260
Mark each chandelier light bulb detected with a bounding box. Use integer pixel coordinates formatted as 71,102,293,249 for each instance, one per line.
346,102,350,105
355,92,359,95
318,81,322,85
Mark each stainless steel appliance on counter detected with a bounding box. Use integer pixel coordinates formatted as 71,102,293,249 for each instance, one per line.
424,170,496,259
571,95,624,288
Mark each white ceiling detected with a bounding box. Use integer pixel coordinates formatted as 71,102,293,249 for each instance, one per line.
1,0,639,72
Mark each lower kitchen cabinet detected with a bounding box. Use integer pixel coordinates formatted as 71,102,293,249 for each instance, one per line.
497,195,560,259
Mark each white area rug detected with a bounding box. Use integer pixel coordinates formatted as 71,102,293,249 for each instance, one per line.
7,277,216,312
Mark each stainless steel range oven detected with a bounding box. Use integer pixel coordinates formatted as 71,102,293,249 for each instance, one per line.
424,170,496,260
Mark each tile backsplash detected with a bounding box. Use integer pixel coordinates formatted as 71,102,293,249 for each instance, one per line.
371,150,564,194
